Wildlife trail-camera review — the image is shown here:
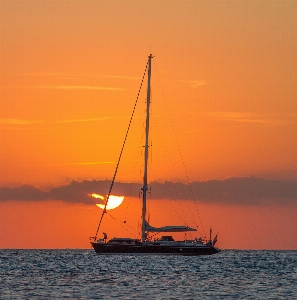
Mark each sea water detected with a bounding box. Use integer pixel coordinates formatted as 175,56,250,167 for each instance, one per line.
0,250,296,299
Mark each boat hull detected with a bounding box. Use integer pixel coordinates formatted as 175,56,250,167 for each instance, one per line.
91,242,220,256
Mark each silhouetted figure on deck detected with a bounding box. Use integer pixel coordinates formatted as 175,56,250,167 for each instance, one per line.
103,232,107,243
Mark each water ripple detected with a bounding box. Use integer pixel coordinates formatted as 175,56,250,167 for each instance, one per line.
0,250,296,299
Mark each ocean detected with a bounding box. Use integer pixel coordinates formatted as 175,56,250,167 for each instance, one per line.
1,249,296,299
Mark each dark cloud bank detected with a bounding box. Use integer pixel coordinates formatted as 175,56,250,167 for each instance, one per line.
0,177,297,205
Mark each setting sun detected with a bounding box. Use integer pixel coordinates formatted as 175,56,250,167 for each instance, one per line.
93,194,124,210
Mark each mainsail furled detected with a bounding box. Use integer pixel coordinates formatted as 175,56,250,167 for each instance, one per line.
145,221,197,233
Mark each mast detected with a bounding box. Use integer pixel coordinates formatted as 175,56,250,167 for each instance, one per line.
141,54,153,242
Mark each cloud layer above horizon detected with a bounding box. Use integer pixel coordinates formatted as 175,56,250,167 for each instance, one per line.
1,177,297,205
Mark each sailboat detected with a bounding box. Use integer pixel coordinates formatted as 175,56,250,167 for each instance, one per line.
90,55,220,255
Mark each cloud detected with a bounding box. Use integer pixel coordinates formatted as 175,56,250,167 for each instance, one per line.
65,162,115,165
54,117,123,124
21,85,126,91
0,117,123,126
189,80,207,88
100,75,140,80
189,177,297,205
180,80,207,88
22,72,140,81
210,112,268,124
0,185,49,201
1,177,297,205
205,112,297,126
0,119,43,125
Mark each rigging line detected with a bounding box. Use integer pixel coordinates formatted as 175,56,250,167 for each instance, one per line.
148,64,187,224
151,64,195,226
107,213,139,237
150,171,188,227
154,122,198,226
153,59,206,238
123,183,141,222
150,116,189,226
150,88,153,171
93,60,149,240
123,136,143,222
149,83,189,228
122,144,142,223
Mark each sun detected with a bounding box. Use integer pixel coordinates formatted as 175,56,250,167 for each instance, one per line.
92,193,124,210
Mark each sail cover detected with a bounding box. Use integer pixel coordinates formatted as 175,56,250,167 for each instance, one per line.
145,221,197,233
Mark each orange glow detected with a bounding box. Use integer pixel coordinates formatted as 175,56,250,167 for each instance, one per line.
0,200,296,250
91,193,104,200
0,1,296,250
92,194,124,210
1,1,296,186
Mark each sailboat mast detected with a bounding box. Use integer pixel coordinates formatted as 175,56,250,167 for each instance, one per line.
141,54,153,242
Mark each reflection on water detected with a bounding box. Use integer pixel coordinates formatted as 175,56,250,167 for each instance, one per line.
1,250,296,299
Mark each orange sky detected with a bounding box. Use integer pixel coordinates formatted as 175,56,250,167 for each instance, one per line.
1,199,296,250
0,1,297,250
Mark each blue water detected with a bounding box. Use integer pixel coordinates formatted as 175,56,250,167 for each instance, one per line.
1,250,296,299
